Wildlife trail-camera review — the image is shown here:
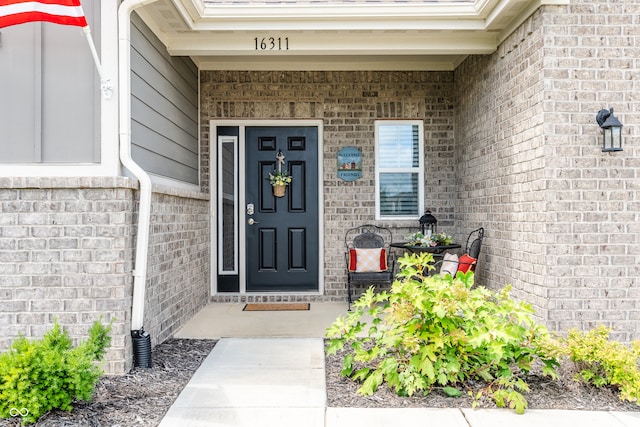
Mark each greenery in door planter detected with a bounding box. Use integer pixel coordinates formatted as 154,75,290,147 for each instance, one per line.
326,252,559,414
268,170,292,186
0,319,112,425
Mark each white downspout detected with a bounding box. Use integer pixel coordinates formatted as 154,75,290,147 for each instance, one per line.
118,0,159,332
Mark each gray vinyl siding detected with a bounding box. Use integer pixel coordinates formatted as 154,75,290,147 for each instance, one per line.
0,2,100,163
130,14,199,185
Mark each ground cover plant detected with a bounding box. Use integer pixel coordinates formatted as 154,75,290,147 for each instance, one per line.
549,325,640,404
0,320,112,425
326,252,640,414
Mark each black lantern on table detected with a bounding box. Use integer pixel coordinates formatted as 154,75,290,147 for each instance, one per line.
419,210,437,236
596,108,623,152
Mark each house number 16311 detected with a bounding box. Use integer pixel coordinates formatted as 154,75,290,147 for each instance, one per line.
254,37,289,51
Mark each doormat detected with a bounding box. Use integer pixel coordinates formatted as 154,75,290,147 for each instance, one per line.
243,303,310,312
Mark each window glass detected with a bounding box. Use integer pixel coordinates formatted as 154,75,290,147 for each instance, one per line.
375,121,424,220
218,136,238,274
377,124,420,168
379,173,419,216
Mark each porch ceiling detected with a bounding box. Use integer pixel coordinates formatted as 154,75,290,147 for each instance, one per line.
136,0,566,71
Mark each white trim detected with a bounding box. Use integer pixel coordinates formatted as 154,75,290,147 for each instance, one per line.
181,0,545,25
144,172,201,192
134,0,569,72
0,163,117,177
194,55,466,72
101,0,120,176
209,119,324,296
168,30,497,56
141,0,571,32
374,120,425,221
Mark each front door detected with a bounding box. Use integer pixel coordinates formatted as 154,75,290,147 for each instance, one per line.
245,126,319,292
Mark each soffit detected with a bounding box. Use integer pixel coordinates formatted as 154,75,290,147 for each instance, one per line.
135,0,567,71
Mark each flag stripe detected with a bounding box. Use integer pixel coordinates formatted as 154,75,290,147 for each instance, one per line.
0,1,87,28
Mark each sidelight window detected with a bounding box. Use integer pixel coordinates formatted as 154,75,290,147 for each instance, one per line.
217,135,238,275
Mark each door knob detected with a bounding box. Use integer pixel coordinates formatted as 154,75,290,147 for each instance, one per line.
248,218,259,225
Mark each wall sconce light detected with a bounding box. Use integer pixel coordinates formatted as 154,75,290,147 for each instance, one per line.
596,108,623,152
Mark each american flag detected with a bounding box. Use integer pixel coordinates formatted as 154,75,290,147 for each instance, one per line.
0,0,87,28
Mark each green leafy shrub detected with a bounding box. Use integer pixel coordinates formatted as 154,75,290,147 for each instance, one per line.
0,319,113,425
554,325,640,404
326,252,558,414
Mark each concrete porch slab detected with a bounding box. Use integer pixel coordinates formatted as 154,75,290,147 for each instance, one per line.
173,302,349,339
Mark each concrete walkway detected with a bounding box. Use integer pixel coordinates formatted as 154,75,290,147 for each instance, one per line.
159,304,640,427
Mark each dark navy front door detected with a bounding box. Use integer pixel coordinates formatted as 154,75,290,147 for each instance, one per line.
245,126,319,292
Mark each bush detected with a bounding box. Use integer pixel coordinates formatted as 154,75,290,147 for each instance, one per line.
554,325,640,403
0,319,112,425
326,252,558,414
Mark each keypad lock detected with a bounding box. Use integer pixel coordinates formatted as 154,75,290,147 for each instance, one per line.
246,203,254,215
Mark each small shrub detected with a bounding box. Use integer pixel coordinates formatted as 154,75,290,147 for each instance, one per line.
326,252,558,414
0,319,113,425
556,325,640,404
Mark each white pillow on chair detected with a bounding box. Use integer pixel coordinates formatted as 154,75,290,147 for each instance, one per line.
440,253,459,277
348,248,388,272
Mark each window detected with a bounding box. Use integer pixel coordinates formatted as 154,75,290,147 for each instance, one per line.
375,121,424,220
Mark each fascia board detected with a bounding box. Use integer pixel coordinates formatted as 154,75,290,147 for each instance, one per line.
179,18,487,32
198,5,482,19
173,0,568,31
165,30,498,56
174,2,489,31
492,0,569,43
193,54,467,71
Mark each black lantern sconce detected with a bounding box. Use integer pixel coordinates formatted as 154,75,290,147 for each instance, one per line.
419,210,437,236
596,108,623,152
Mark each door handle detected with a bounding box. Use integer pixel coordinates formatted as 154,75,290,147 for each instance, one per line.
248,218,259,225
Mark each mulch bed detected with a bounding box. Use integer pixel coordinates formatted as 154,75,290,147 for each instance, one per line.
325,346,640,411
1,338,638,426
0,339,217,427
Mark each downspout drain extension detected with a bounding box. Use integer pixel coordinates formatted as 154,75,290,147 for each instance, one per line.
131,328,152,368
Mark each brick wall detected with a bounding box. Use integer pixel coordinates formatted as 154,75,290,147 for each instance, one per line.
0,178,211,373
200,71,456,302
455,1,640,341
541,0,639,341
144,187,210,344
0,177,135,373
455,11,548,318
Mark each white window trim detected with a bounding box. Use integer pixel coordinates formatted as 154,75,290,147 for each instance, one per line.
374,120,425,221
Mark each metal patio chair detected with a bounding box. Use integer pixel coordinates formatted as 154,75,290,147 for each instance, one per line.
345,224,395,310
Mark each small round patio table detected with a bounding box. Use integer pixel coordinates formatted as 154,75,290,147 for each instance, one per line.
390,242,461,255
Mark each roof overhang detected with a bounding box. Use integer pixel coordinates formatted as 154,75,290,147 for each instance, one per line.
135,0,568,71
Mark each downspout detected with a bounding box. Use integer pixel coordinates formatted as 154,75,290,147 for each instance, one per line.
118,0,159,342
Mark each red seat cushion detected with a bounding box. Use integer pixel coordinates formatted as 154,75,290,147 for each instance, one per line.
457,254,477,273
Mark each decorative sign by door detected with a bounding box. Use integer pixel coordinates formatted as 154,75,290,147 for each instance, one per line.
337,146,362,182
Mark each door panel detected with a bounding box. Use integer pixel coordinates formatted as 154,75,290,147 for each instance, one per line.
245,126,319,292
